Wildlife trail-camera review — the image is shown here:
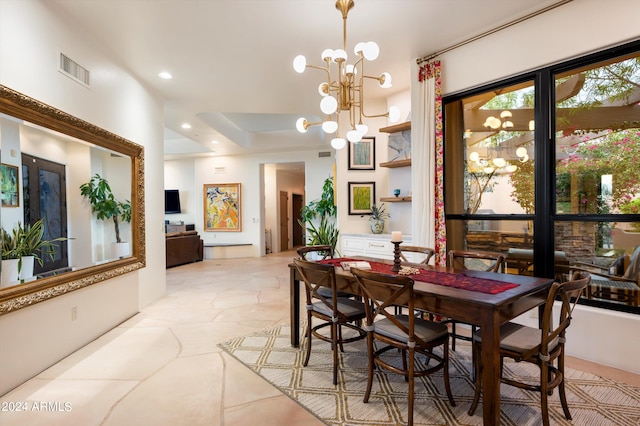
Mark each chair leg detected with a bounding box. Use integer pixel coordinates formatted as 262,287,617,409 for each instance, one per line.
540,362,550,426
558,354,572,420
468,341,482,415
401,349,409,382
331,322,339,385
303,314,312,367
451,321,457,351
443,338,456,406
363,332,375,403
407,347,415,426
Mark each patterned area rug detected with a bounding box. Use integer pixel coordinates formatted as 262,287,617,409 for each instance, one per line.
219,323,640,425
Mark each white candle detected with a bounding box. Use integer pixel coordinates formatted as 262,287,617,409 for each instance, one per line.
391,231,402,242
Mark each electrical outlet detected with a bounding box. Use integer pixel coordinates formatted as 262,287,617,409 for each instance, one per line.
71,306,78,321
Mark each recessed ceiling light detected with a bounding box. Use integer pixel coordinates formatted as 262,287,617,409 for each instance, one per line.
211,140,219,144
158,71,173,79
181,123,191,129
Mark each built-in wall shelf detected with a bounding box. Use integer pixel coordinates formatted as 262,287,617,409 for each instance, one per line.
380,196,412,203
380,159,411,168
379,121,411,133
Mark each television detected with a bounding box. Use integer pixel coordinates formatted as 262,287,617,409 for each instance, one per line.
164,189,182,214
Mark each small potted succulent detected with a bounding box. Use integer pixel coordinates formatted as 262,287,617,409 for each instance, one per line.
369,203,389,234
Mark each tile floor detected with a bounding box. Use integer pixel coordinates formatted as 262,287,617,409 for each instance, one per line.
0,250,638,425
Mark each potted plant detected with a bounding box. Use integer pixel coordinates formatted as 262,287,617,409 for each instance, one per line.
1,218,68,284
80,174,132,258
297,176,339,255
369,203,389,234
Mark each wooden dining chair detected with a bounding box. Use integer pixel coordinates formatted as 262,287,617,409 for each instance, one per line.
468,270,591,426
293,258,367,385
446,249,506,350
399,245,435,265
351,268,455,426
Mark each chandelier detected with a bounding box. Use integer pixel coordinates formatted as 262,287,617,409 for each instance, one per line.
292,0,400,150
468,146,529,174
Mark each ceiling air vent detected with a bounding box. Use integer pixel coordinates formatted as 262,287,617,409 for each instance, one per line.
318,151,331,158
214,166,226,174
59,53,90,87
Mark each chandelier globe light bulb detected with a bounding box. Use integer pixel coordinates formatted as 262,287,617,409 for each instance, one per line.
469,151,480,162
379,72,392,88
347,129,362,142
356,123,368,135
331,137,346,150
321,49,334,62
318,82,329,96
320,96,338,114
296,118,308,133
293,55,306,73
332,49,347,62
362,41,379,60
493,157,507,168
322,120,338,134
354,42,366,56
388,106,401,123
484,166,495,174
506,165,518,173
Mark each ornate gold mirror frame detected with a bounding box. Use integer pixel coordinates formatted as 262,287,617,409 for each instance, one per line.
0,85,145,315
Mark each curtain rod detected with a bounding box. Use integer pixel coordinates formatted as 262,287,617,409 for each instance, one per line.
416,0,573,65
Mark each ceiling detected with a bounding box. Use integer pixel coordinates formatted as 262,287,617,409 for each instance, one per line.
47,0,569,161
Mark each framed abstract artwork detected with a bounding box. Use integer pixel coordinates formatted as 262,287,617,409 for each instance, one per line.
1,163,19,207
204,183,241,231
348,136,375,170
348,181,375,215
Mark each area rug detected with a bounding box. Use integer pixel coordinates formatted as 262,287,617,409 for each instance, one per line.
219,324,640,425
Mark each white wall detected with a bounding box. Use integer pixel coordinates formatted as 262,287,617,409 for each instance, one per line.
0,0,166,394
433,0,640,372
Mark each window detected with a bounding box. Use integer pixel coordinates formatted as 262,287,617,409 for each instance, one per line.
444,40,640,314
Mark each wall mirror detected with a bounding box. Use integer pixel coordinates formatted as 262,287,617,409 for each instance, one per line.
0,85,145,315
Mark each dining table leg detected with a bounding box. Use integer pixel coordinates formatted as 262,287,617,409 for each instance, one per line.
290,267,300,347
480,311,502,425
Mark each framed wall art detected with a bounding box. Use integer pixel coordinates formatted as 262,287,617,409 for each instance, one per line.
203,183,241,231
348,181,375,215
348,136,375,170
1,163,19,207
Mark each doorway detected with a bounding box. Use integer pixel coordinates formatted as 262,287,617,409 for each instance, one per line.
279,191,289,251
21,153,69,274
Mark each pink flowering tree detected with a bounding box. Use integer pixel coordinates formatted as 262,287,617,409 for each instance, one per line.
556,129,640,214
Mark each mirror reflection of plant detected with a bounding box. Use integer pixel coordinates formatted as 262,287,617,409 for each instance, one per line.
298,176,339,252
1,218,69,272
80,174,132,244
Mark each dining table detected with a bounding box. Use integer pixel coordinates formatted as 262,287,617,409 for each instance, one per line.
288,256,554,426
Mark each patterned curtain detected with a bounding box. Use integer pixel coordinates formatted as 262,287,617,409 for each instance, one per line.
412,60,445,266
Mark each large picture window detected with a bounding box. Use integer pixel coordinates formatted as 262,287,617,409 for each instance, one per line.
444,41,640,314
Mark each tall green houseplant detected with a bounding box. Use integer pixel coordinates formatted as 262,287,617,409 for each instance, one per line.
298,176,339,251
80,174,132,243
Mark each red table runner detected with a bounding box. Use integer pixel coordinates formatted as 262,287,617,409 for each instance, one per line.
320,258,519,295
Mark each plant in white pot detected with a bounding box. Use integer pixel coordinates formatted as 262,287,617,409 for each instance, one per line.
369,203,389,234
1,218,68,285
80,174,132,258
